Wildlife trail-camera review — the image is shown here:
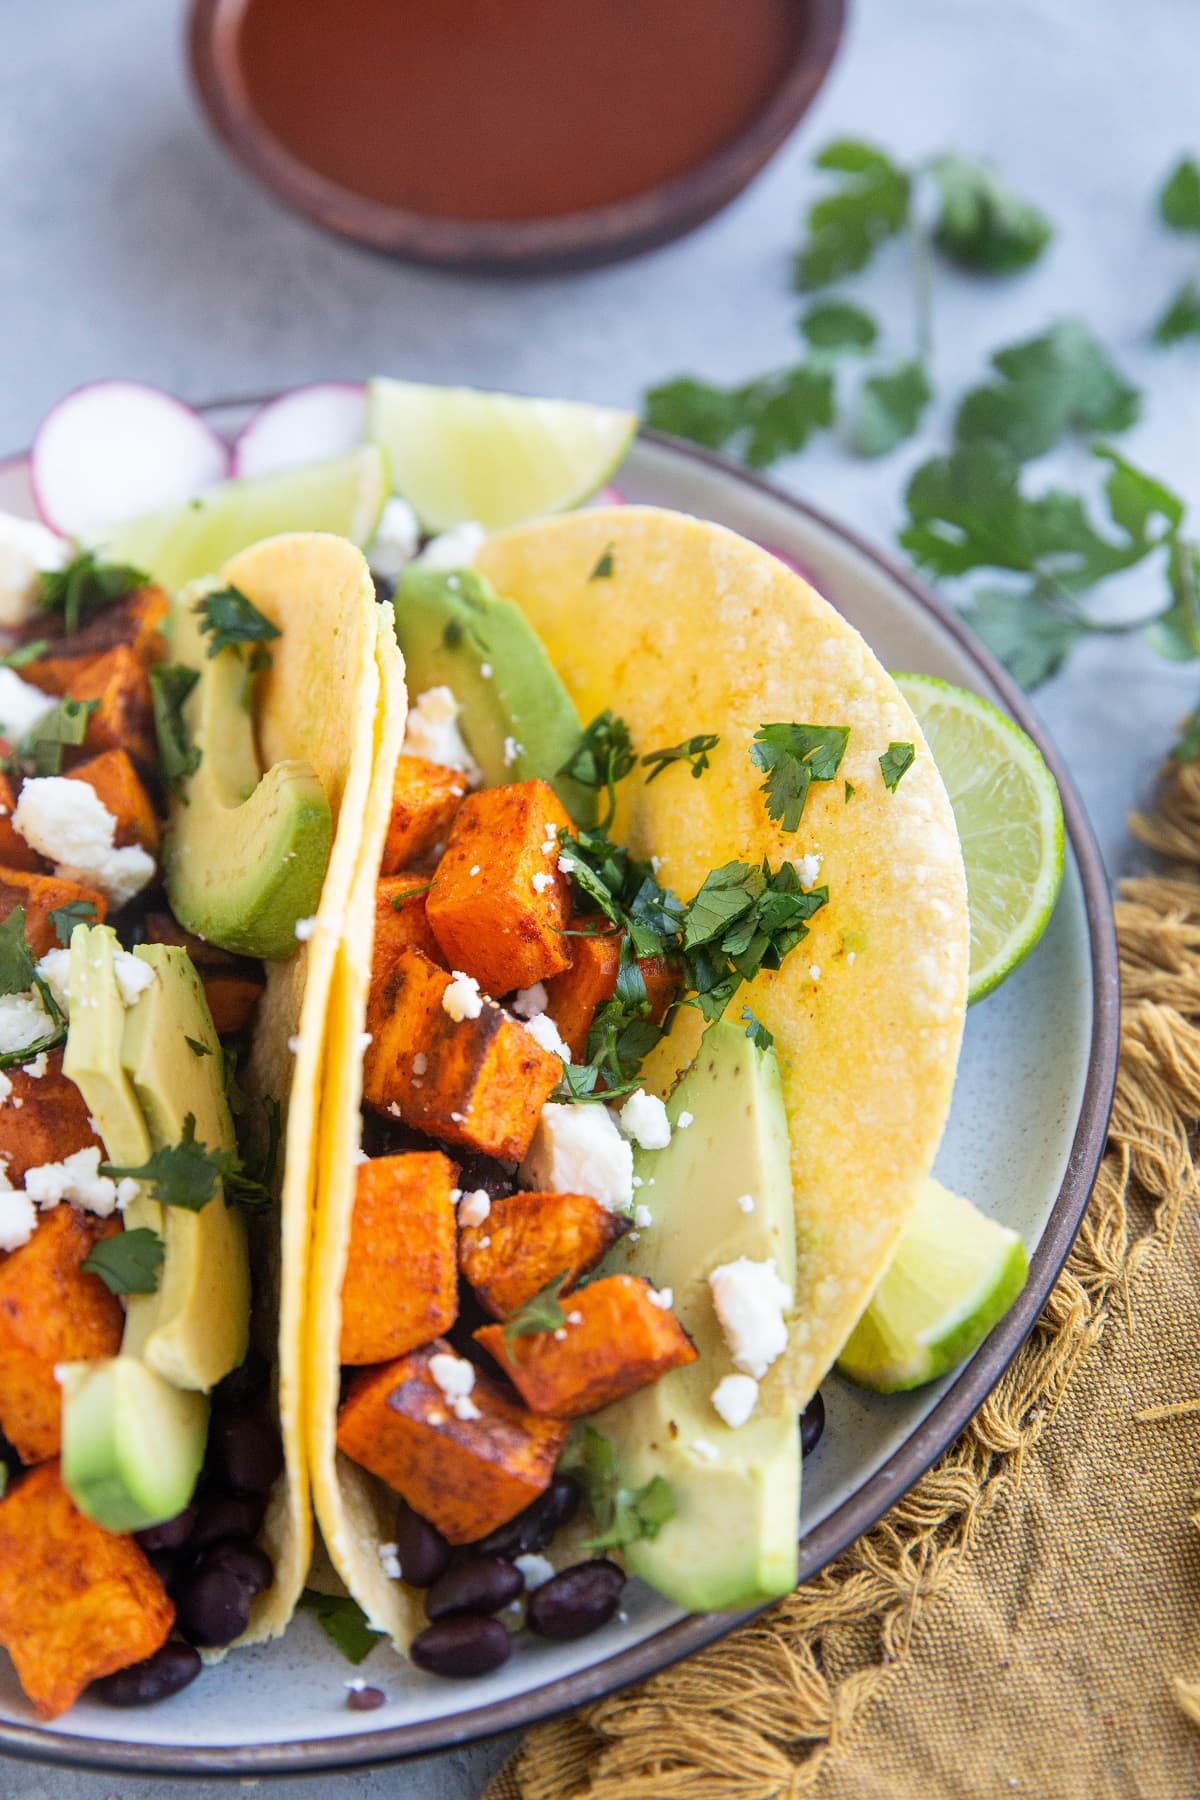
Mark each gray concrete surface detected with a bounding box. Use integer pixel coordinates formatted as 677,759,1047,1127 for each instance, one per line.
1,0,1197,1793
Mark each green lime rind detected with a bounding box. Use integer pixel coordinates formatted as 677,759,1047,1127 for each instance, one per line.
893,671,1065,1005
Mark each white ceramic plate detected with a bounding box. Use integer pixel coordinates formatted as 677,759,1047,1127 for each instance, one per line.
0,414,1118,1775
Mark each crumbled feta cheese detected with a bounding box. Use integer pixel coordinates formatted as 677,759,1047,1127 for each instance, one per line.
514,1553,555,1591
512,982,548,1019
676,1111,694,1130
0,1187,36,1251
414,520,487,571
566,1309,582,1325
0,1071,10,1106
469,863,481,876
354,1148,369,1165
401,685,481,780
0,666,55,740
809,965,821,982
0,512,67,628
792,852,822,889
708,1256,792,1379
503,736,525,767
24,1146,123,1217
691,1438,719,1461
711,1373,758,1429
522,1011,570,1063
412,1052,428,1076
442,970,483,1022
458,1188,491,1228
736,1193,756,1214
480,662,493,679
847,950,857,964
13,777,155,907
634,1204,653,1229
557,853,576,876
531,871,553,894
646,1285,673,1310
553,1327,567,1340
113,951,155,1007
34,949,70,1016
20,1053,46,1080
519,1103,634,1213
115,1178,139,1212
367,496,421,581
0,990,55,1058
428,1350,481,1420
616,1088,671,1151
294,915,317,941
378,1541,403,1580
288,1035,302,1054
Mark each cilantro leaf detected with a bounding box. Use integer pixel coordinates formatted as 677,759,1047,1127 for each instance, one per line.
798,299,879,354
297,1589,383,1666
879,741,916,791
1,640,49,671
589,547,615,581
0,908,38,997
1154,279,1200,345
503,1271,571,1355
569,1426,677,1552
1145,539,1200,662
20,697,98,776
794,139,911,290
194,585,281,661
960,586,1087,689
683,860,827,1018
641,733,719,783
1160,155,1200,233
49,899,98,947
100,1113,267,1213
927,153,1053,272
149,663,201,799
749,723,849,830
742,1005,774,1051
559,712,636,827
955,320,1140,463
81,1227,164,1296
852,359,932,457
643,376,747,450
742,364,835,467
37,551,147,636
185,1035,213,1057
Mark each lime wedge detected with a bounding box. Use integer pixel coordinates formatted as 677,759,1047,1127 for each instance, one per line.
366,379,636,532
894,671,1064,1003
837,1177,1028,1392
92,446,389,592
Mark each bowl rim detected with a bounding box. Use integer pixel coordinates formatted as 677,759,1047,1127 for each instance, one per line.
186,0,847,271
0,421,1120,1776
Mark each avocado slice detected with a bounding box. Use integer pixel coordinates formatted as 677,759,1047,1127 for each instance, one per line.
394,566,594,825
164,586,333,960
594,1019,800,1611
59,1356,208,1533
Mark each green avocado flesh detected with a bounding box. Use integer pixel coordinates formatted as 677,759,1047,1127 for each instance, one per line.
59,1356,208,1533
594,1018,800,1611
164,588,332,961
393,566,594,825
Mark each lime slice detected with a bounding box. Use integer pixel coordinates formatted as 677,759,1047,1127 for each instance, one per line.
894,671,1064,1003
366,379,636,532
92,446,389,592
837,1177,1028,1392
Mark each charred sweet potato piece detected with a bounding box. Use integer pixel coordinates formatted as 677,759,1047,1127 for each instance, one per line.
460,1191,629,1320
476,1274,697,1417
340,1152,459,1364
364,945,560,1162
0,869,107,957
0,1207,124,1463
639,953,682,1023
19,585,169,675
140,911,265,1032
375,874,444,970
336,1341,569,1544
543,926,621,1060
66,748,159,854
380,756,468,875
30,646,157,769
0,1460,173,1718
426,779,574,995
0,1047,104,1185
0,769,41,875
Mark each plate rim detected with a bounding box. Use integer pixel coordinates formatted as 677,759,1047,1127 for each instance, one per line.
0,422,1120,1777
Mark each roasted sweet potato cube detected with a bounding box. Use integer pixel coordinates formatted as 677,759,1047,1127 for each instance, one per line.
375,875,445,970
639,953,682,1023
460,1191,629,1320
0,1207,124,1463
0,767,41,874
199,971,265,1035
476,1274,697,1417
0,1460,173,1718
20,586,169,678
364,945,561,1162
336,1340,569,1544
380,756,468,876
0,1047,104,1185
543,926,621,1059
34,646,156,768
66,748,160,854
0,869,107,957
426,779,574,995
340,1152,459,1364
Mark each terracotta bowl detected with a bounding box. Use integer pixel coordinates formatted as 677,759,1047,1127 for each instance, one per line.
187,0,846,271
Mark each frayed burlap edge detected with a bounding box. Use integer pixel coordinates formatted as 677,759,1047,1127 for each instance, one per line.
486,760,1200,1800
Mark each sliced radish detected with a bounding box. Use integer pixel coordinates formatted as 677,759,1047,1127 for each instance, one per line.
596,484,627,506
231,382,367,479
32,381,230,538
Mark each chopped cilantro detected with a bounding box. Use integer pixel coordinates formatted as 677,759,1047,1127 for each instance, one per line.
0,640,49,671
390,880,432,907
194,585,281,661
879,742,916,791
589,546,615,581
749,723,849,831
81,1227,164,1296
185,1035,212,1057
49,899,97,947
297,1590,383,1665
503,1272,571,1355
569,1426,677,1552
20,696,97,776
100,1113,269,1214
149,662,201,799
741,1006,774,1051
640,733,719,783
683,859,828,1021
558,711,636,828
37,550,147,636
0,907,66,1065
844,780,855,802
927,152,1053,272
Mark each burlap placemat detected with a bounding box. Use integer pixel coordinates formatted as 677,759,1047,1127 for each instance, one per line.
487,764,1200,1800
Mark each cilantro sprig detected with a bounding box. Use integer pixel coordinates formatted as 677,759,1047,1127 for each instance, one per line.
749,723,849,831
37,550,147,636
502,1271,571,1355
49,899,98,947
194,585,281,666
568,1426,677,1553
297,1589,383,1665
641,734,719,784
100,1113,271,1214
20,697,97,776
558,711,636,828
149,663,201,798
879,742,915,792
683,859,828,1021
81,1227,164,1296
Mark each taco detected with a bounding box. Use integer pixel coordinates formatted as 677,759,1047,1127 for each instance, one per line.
307,505,969,1664
0,531,396,1719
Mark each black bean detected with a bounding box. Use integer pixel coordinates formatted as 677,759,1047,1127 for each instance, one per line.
410,1615,512,1678
210,1412,284,1496
393,1499,450,1588
189,1491,267,1550
92,1642,202,1707
476,1476,581,1559
202,1539,274,1597
426,1556,523,1620
135,1502,199,1554
174,1563,253,1647
146,1550,181,1593
346,1683,386,1711
800,1389,826,1458
213,1348,271,1412
525,1560,624,1641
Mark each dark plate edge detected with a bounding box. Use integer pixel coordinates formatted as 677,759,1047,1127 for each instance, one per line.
0,424,1120,1776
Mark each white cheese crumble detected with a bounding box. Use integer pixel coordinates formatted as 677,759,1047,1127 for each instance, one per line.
24,1146,124,1218
0,1071,11,1105
519,1102,633,1213
711,1373,759,1429
736,1193,756,1214
514,1553,555,1591
809,965,821,982
0,511,67,628
442,970,483,1022
691,1438,719,1462
0,666,55,740
288,1034,302,1054
522,1011,571,1063
414,520,487,571
20,1053,46,1079
378,1542,403,1581
0,1187,36,1251
646,1285,673,1309
512,982,548,1019
792,851,823,889
401,685,481,781
13,777,155,907
634,1203,653,1229
480,662,493,679
677,1111,694,1130
294,915,317,941
428,1350,481,1420
412,1052,428,1075
0,990,55,1057
616,1088,671,1151
458,1188,491,1228
34,949,70,1016
503,736,525,767
367,496,421,581
708,1256,792,1379
531,871,553,895
113,951,155,1008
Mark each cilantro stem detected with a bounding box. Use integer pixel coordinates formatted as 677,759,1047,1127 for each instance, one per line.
911,196,936,366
